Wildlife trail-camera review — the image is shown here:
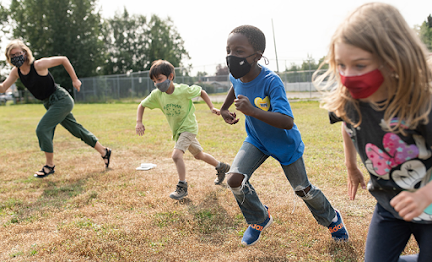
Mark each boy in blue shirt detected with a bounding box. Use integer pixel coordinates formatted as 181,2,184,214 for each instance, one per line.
220,25,348,246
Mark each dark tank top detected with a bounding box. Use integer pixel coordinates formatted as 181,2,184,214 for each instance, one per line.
18,63,57,100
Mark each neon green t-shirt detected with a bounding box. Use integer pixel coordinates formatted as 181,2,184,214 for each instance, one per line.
140,83,202,141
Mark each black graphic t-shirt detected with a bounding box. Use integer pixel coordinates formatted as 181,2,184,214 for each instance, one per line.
330,101,432,223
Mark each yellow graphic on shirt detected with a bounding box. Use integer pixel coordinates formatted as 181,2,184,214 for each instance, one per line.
254,96,270,111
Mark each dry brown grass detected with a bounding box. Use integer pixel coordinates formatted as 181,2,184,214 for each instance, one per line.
0,101,419,261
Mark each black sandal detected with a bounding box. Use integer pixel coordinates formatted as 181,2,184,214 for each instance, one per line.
34,165,55,178
102,147,112,168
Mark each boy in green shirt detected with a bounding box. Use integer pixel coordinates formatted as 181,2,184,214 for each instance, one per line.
136,60,230,200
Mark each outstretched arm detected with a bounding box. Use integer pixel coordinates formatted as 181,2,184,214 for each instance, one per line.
0,67,19,93
391,178,432,221
136,104,146,136
34,56,81,92
220,86,239,125
200,89,220,115
342,123,366,200
234,94,293,129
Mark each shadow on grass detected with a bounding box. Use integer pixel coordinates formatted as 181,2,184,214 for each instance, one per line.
154,189,240,244
326,239,361,262
6,171,104,225
246,257,291,262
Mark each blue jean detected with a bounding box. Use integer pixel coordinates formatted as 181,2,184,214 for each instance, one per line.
229,141,335,226
365,203,432,262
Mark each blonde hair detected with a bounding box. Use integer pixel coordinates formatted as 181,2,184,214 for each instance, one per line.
313,2,432,135
5,39,35,66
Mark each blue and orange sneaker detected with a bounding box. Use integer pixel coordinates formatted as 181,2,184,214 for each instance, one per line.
241,206,273,246
328,210,349,241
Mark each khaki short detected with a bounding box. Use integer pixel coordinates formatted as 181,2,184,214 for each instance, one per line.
174,132,203,156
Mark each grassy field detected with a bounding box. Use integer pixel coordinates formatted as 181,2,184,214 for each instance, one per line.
0,100,419,261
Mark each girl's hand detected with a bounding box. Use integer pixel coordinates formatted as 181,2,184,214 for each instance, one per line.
73,79,81,92
347,166,366,200
212,108,221,115
234,95,255,116
136,122,145,136
220,109,239,125
390,191,430,221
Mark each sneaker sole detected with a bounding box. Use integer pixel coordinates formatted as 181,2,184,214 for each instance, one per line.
241,215,273,246
169,192,188,200
214,179,224,185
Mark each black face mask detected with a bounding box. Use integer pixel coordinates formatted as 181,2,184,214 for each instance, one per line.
11,54,26,68
226,53,256,79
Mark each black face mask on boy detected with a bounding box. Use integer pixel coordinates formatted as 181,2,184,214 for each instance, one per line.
226,53,256,79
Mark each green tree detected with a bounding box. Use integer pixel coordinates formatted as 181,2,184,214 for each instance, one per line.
9,0,104,92
215,64,228,75
317,56,329,70
0,2,11,81
102,9,189,75
299,54,319,71
285,62,299,72
101,8,149,75
146,15,190,70
0,2,8,44
419,14,432,51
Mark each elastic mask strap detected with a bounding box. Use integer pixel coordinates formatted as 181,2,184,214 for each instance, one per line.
262,55,269,65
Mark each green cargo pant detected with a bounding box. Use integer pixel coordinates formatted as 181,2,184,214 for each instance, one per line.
36,86,98,153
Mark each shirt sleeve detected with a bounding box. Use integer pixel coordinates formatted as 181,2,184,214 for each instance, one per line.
140,90,161,109
417,111,432,147
267,77,293,118
185,84,202,100
329,111,344,124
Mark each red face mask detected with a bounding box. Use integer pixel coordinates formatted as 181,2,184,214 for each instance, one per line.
339,69,384,99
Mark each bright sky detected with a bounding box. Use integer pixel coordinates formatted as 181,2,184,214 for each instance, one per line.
2,0,431,75
99,0,432,75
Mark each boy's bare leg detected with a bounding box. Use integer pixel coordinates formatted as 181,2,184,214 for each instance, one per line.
194,151,219,167
172,149,187,181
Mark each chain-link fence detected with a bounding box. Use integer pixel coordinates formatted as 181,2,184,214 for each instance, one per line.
73,68,325,103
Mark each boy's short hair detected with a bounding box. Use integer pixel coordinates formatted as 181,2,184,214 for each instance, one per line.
149,60,175,81
231,25,266,53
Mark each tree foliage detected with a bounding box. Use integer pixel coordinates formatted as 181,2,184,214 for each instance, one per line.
146,15,190,69
285,54,328,72
9,0,104,92
419,14,432,51
0,2,8,41
101,8,149,75
102,9,189,75
215,64,228,75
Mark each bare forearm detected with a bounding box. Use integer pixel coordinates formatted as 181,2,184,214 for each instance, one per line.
137,104,145,123
221,87,235,111
251,109,294,129
200,90,215,110
0,83,6,93
0,69,19,93
342,124,358,168
417,180,432,205
62,57,79,81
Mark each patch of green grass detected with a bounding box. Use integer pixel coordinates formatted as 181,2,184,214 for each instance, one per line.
0,198,23,211
154,211,182,228
9,251,24,258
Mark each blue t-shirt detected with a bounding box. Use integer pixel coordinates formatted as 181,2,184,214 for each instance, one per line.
230,65,304,165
